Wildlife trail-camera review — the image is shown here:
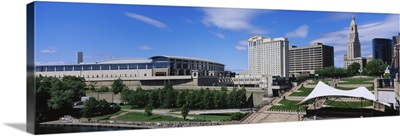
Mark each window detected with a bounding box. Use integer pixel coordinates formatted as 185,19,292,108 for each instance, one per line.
36,66,45,72
119,64,128,70
83,65,91,71
73,65,82,71
147,64,153,69
110,64,118,70
56,66,64,71
101,65,110,70
138,64,146,69
92,65,100,70
129,64,138,69
65,66,73,71
47,66,55,71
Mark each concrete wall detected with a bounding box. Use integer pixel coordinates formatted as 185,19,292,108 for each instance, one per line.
85,92,122,104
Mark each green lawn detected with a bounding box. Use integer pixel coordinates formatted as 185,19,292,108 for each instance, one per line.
339,78,374,84
289,87,314,96
367,86,374,91
115,112,186,122
120,105,132,109
324,99,373,108
268,99,305,111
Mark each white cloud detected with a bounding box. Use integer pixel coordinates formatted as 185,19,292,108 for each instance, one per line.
209,31,225,39
309,15,399,67
125,12,169,29
317,13,354,22
238,40,248,46
201,8,268,34
83,56,98,59
40,49,57,53
235,45,247,51
36,61,65,65
138,45,152,50
285,25,309,38
234,40,249,51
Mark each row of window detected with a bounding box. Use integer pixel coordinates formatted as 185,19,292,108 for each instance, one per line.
36,63,169,72
44,73,149,78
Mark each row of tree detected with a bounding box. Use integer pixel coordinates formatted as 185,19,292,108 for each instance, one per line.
315,59,388,78
120,83,248,110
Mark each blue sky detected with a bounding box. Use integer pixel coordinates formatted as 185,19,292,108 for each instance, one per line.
35,2,399,72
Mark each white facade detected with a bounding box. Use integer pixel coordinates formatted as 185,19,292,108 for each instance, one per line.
248,36,289,77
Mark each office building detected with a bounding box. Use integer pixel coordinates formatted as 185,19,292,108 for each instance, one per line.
373,38,393,65
289,42,334,76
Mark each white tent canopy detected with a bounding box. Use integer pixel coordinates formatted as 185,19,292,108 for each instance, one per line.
298,81,388,106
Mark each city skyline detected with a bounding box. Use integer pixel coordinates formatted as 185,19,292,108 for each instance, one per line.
35,2,399,72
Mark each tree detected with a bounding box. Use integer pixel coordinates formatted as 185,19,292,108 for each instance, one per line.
365,59,386,76
181,104,189,120
176,90,188,108
144,104,153,118
111,78,127,103
220,86,228,92
237,87,247,108
97,86,110,92
347,62,361,76
81,97,100,117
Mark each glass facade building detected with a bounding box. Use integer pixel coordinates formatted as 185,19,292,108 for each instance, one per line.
373,38,393,65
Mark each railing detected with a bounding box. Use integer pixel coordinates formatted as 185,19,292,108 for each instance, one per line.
377,78,395,88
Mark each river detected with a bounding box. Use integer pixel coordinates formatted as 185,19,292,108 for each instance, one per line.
35,125,142,134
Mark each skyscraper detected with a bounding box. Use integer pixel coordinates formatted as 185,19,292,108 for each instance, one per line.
372,38,393,65
344,16,366,69
77,52,83,64
248,36,289,77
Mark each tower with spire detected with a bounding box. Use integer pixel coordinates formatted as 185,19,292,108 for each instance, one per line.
344,16,366,69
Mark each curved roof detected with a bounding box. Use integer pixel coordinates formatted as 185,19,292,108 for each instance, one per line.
298,81,389,106
96,58,152,64
149,55,224,66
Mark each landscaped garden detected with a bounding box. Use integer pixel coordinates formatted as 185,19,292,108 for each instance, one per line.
289,87,314,96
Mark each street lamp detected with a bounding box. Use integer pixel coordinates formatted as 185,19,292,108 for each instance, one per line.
358,69,363,78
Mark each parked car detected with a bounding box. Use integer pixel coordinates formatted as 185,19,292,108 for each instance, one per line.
73,101,84,106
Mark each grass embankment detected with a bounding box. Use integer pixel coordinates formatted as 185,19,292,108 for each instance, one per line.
80,111,124,121
324,99,373,108
339,78,374,84
308,79,330,84
268,99,304,112
289,87,313,96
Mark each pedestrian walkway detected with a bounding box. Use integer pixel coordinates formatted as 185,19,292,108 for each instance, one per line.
241,80,311,124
